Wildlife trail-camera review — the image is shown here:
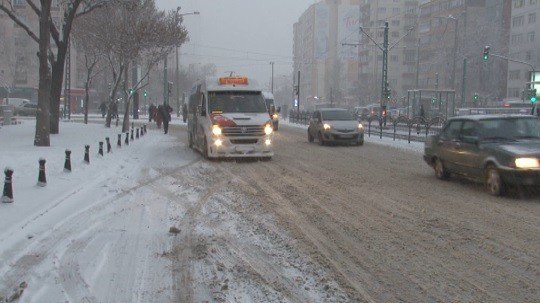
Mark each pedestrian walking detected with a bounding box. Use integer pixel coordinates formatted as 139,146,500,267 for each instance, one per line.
159,104,173,134
149,103,156,122
154,105,163,129
99,102,107,118
182,103,188,123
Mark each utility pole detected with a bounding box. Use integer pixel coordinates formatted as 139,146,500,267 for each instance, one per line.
176,46,180,116
415,38,420,88
297,70,301,110
270,61,275,94
381,21,389,109
461,58,467,107
451,16,459,90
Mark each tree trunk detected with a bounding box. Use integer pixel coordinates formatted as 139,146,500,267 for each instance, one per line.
35,0,52,146
122,64,130,132
84,80,90,124
49,49,66,134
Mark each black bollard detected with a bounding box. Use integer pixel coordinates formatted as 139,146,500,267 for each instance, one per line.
125,132,129,146
130,129,134,141
37,158,47,187
106,137,112,153
140,127,144,137
117,134,122,148
98,142,104,156
136,128,140,139
64,150,72,172
84,145,90,164
2,168,14,203
132,122,135,130
143,124,147,134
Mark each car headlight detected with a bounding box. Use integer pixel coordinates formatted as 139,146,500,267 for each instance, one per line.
515,158,539,169
358,123,364,130
323,123,331,130
272,113,279,119
264,124,273,135
212,125,222,136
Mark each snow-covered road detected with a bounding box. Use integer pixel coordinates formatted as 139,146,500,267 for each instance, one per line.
1,122,538,302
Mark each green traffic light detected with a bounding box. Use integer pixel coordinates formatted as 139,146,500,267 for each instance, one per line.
483,55,489,61
532,96,537,103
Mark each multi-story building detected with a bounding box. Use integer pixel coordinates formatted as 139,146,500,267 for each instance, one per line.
293,0,361,111
418,0,511,108
507,0,539,99
0,1,79,102
358,0,419,107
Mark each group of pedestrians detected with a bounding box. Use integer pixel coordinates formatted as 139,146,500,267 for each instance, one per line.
148,103,173,134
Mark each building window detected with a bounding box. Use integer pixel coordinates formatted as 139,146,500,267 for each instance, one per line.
529,13,536,23
527,32,535,42
512,15,525,27
514,0,525,8
511,34,523,44
509,70,521,80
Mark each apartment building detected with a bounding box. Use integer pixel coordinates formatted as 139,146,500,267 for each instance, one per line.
507,0,540,99
293,0,361,110
358,0,419,106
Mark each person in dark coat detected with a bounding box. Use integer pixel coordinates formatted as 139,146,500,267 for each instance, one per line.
159,104,173,134
111,102,118,119
99,102,107,118
148,103,156,122
182,103,188,123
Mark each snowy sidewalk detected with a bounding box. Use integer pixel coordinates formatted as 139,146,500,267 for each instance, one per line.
0,121,200,301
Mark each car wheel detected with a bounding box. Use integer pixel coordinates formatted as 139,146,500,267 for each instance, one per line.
308,131,314,143
485,165,505,196
434,158,449,180
318,132,325,146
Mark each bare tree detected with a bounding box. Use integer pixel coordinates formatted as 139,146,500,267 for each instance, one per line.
80,0,187,130
0,0,109,144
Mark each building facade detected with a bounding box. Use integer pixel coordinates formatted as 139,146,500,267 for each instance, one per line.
293,0,361,111
358,0,420,107
507,0,539,100
418,0,511,108
0,1,79,102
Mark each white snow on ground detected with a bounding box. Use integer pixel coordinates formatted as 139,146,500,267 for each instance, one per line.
0,121,351,302
282,120,424,154
0,121,197,302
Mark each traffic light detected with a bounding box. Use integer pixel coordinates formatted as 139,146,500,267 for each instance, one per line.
129,88,134,95
483,45,490,62
529,89,537,103
473,93,479,102
143,90,148,98
431,97,437,105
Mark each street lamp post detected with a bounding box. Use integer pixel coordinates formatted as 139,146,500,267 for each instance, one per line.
165,11,200,108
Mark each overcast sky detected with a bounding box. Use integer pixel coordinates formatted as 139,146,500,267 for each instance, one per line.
156,0,316,88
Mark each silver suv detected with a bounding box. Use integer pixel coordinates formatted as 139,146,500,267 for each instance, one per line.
308,108,364,146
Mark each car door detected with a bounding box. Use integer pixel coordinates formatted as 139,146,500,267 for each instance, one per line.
456,121,483,178
437,120,463,172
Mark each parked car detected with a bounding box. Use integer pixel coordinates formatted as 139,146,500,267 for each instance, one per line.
308,108,364,146
16,102,38,116
424,115,540,196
